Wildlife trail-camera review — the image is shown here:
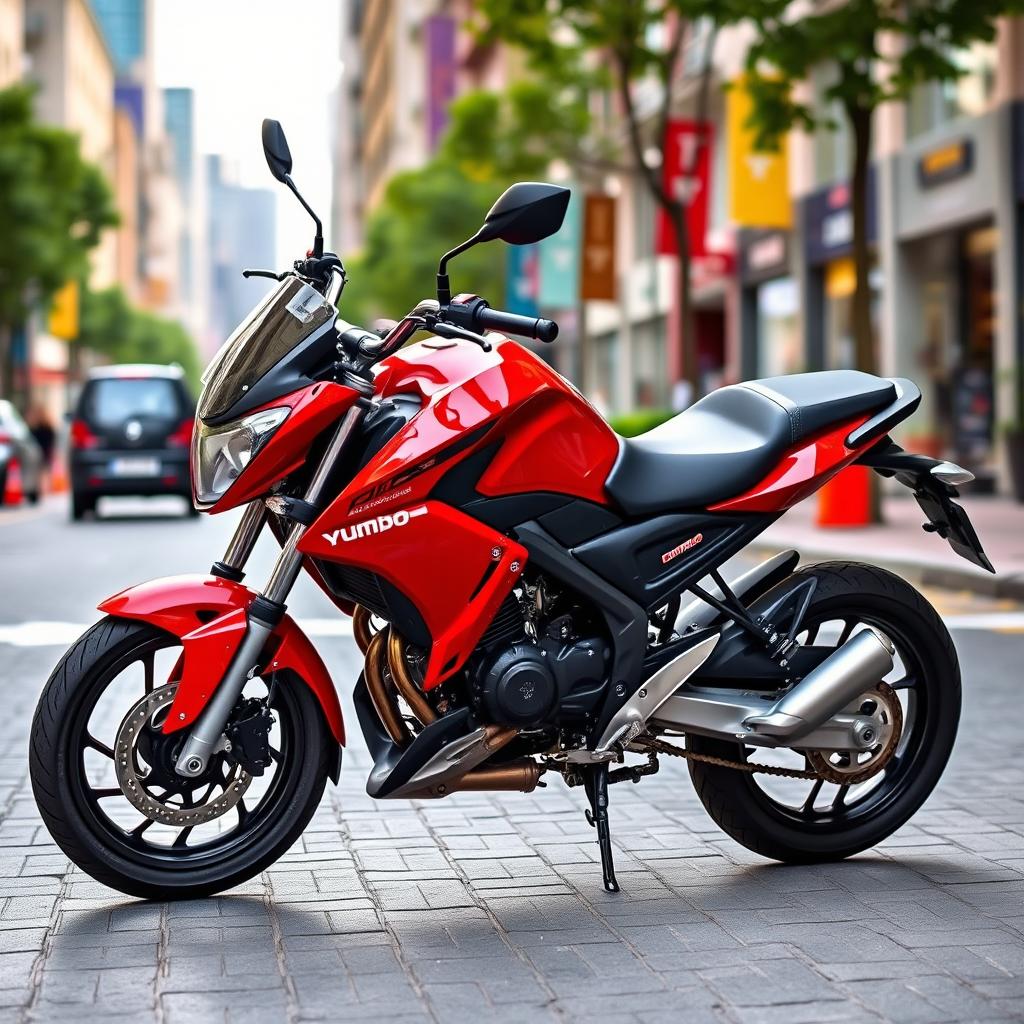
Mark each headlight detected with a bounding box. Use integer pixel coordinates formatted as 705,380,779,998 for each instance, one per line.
191,407,289,506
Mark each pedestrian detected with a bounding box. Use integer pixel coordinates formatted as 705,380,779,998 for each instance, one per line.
26,404,56,493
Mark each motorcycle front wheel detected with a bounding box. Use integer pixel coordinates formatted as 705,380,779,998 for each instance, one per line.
30,617,333,900
687,561,961,863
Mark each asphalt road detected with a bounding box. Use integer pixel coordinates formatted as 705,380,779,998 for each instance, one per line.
1,495,1023,1023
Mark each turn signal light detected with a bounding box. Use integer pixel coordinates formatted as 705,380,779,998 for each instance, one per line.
167,418,194,448
70,420,99,449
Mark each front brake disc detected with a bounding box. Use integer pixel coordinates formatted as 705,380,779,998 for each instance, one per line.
113,684,252,827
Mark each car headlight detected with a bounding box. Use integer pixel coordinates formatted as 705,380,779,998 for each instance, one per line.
191,407,289,506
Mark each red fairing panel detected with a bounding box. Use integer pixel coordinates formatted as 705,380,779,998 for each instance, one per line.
98,574,345,743
299,500,527,690
208,382,361,514
708,415,870,514
298,337,618,689
362,337,619,515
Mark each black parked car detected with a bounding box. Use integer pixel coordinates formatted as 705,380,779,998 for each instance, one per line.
69,365,196,520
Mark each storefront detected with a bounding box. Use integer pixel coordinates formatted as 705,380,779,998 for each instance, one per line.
738,228,798,380
890,109,1011,485
801,172,879,373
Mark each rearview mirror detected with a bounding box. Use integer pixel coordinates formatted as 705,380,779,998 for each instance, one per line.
478,182,571,245
261,119,293,182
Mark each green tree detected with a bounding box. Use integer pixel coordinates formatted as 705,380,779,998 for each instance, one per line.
78,284,202,393
0,85,118,404
344,83,585,326
739,0,1024,378
473,0,733,398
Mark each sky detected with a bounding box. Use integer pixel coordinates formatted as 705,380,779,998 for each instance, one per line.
153,0,343,273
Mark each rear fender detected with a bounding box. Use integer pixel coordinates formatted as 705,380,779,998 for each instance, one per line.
857,440,994,573
98,574,346,748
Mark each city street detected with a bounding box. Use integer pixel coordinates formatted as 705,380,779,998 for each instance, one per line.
1,498,1023,1023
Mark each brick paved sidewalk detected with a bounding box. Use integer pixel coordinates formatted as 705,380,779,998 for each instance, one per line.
3,632,1024,1023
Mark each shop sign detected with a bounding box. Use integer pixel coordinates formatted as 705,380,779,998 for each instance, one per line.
505,243,540,317
657,119,713,257
48,280,79,340
727,77,791,229
803,173,877,266
740,230,789,284
917,138,973,189
581,193,617,301
538,191,580,308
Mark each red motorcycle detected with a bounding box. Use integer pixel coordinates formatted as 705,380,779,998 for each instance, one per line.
31,121,992,899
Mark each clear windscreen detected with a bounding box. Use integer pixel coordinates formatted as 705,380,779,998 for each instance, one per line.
198,277,336,421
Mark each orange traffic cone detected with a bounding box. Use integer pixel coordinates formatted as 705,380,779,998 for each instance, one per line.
3,457,24,506
49,453,69,494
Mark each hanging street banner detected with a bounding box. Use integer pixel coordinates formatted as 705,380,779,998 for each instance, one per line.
538,191,581,308
581,193,617,301
657,119,712,258
48,280,79,340
505,242,540,317
727,77,791,229
425,16,456,152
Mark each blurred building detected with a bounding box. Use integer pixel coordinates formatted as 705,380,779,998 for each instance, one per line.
332,0,508,252
0,0,23,86
206,155,277,351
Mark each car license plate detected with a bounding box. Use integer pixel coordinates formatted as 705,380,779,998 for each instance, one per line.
110,457,160,477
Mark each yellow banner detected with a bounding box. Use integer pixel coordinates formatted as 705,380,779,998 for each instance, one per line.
727,78,791,229
48,280,79,340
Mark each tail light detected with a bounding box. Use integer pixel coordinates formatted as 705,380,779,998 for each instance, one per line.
168,417,195,449
70,420,100,449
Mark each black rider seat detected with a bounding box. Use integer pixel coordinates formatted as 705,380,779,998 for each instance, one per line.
605,371,899,516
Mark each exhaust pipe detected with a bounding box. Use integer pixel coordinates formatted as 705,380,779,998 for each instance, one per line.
743,628,895,740
651,627,896,749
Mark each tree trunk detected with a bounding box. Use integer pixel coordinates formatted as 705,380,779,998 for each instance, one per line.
849,104,875,376
0,322,14,406
667,200,699,401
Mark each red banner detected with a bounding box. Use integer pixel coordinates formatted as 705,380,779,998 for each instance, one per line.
657,120,713,258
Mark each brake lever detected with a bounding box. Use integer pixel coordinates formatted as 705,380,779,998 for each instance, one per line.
242,268,289,281
429,319,492,352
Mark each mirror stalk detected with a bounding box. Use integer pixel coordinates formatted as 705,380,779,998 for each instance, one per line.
284,174,323,258
436,231,483,306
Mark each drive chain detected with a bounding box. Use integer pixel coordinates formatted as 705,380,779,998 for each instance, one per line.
637,736,822,780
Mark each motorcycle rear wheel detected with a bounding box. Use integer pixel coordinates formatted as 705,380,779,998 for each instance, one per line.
30,616,333,900
687,561,960,863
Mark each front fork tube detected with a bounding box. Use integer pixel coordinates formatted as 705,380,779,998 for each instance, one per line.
175,403,366,777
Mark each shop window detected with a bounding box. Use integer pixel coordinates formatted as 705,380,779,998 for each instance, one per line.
905,42,996,139
757,277,801,377
823,258,881,370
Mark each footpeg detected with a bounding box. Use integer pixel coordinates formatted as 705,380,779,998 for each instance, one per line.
583,763,619,893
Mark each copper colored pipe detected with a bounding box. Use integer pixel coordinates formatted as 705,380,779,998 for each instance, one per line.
364,629,409,746
447,760,543,792
352,605,374,655
387,629,437,725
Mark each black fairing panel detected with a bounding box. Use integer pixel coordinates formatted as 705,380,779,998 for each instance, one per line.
573,512,775,610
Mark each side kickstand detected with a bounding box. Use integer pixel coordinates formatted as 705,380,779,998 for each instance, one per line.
583,762,619,893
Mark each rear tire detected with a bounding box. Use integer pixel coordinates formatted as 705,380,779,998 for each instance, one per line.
30,617,334,899
687,562,960,863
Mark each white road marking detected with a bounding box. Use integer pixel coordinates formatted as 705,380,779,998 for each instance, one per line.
0,611,1019,648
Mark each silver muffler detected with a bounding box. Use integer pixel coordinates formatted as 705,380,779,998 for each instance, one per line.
651,627,896,750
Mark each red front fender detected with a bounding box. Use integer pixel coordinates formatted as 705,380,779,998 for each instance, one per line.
98,574,345,746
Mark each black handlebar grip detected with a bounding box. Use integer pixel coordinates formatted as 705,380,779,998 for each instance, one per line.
474,305,559,343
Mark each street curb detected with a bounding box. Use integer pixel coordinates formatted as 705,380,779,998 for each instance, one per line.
748,540,1024,600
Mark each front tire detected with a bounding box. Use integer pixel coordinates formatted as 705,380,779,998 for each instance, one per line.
688,562,960,863
30,617,333,899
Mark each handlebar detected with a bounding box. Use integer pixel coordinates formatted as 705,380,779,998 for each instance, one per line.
474,305,558,344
